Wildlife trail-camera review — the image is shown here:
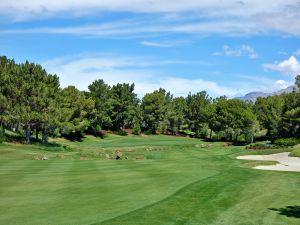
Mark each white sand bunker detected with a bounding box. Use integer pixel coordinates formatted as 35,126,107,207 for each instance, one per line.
237,152,300,172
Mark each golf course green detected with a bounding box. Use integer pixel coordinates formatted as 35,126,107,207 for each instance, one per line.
0,134,299,225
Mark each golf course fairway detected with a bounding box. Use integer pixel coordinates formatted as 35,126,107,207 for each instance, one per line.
0,135,299,225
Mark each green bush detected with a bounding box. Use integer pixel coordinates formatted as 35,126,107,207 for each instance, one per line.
158,123,167,134
275,138,300,147
180,129,195,136
117,130,128,136
144,130,152,135
195,125,209,139
62,145,73,151
246,143,276,150
0,127,5,143
132,124,141,135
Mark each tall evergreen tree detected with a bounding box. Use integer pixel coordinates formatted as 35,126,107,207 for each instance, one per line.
58,86,95,138
141,89,171,134
87,79,112,131
167,97,188,134
216,99,257,142
109,83,139,130
185,91,212,136
255,95,284,142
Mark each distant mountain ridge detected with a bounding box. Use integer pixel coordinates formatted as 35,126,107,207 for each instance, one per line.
236,85,297,102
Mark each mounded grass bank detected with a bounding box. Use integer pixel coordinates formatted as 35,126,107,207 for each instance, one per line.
290,145,300,158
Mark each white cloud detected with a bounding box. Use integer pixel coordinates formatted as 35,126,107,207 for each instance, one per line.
43,53,153,87
274,80,289,89
224,45,242,57
140,41,174,48
214,45,258,59
0,1,297,18
255,5,300,36
0,1,300,37
42,53,243,97
0,19,263,38
263,56,300,77
241,45,258,59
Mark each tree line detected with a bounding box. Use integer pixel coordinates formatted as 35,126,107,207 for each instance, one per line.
0,56,299,144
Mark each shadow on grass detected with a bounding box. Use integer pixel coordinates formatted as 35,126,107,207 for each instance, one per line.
85,130,107,139
5,131,66,150
62,133,85,142
269,206,300,218
39,142,61,148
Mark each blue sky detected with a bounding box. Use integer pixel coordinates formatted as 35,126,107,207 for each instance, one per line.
0,0,300,97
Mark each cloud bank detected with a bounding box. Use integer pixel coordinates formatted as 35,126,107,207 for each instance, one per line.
42,54,241,97
1,1,300,37
42,53,291,98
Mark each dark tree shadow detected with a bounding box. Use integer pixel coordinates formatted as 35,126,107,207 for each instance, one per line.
85,130,107,139
41,142,61,148
61,132,85,142
269,206,300,218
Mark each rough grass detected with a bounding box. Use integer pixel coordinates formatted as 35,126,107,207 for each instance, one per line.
0,135,299,225
290,145,300,158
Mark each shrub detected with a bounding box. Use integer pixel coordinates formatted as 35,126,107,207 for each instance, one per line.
62,145,73,151
195,125,209,139
180,129,195,137
117,129,128,136
0,127,5,143
246,143,277,150
144,130,152,135
158,123,167,134
132,124,141,135
275,138,300,147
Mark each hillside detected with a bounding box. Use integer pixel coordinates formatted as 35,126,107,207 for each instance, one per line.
236,85,296,102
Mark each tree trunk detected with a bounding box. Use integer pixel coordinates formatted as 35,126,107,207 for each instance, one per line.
35,127,39,141
42,129,47,143
235,134,239,143
209,129,213,141
25,125,31,144
15,124,20,133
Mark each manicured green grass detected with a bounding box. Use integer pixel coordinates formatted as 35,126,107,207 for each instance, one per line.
0,135,299,225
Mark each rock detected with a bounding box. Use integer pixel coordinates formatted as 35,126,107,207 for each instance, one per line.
42,156,48,160
115,150,123,157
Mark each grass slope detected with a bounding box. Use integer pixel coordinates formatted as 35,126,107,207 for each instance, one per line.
290,145,300,158
0,135,299,225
